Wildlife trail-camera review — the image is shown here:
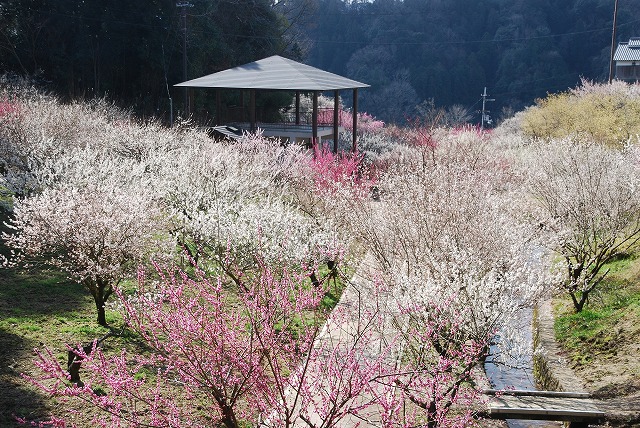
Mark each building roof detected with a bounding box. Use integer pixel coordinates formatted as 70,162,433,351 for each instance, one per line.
175,55,369,91
614,38,640,62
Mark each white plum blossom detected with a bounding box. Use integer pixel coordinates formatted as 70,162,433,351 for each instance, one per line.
522,137,640,312
154,133,341,275
340,128,556,362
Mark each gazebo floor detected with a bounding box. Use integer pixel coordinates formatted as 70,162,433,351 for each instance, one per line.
229,122,342,144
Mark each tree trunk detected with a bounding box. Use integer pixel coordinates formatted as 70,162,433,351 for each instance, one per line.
95,291,107,326
92,280,108,327
427,400,438,428
85,279,111,326
570,291,588,313
220,404,238,428
309,271,321,288
67,348,84,386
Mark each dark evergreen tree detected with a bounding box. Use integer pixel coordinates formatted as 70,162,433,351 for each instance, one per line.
0,0,291,118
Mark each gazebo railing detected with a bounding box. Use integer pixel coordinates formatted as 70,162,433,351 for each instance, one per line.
279,107,336,126
220,106,343,128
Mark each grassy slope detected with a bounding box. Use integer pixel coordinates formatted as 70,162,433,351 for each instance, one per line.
0,269,107,424
0,210,122,425
553,253,640,398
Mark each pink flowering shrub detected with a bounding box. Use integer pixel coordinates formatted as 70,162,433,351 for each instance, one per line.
308,145,377,199
315,107,341,126
25,253,492,428
25,256,328,427
316,108,385,134
353,111,385,134
405,116,440,149
379,299,490,427
0,99,20,118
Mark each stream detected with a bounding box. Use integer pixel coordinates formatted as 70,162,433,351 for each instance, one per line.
484,308,562,428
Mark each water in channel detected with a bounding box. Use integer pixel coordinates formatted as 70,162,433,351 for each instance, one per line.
484,308,561,428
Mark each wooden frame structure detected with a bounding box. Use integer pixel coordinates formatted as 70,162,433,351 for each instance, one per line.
485,389,605,428
175,55,369,152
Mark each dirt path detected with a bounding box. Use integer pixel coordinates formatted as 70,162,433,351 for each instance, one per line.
302,253,509,427
534,300,640,427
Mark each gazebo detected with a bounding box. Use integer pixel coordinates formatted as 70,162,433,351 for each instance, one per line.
175,55,369,152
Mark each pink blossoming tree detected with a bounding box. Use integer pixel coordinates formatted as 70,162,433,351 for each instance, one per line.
26,248,490,427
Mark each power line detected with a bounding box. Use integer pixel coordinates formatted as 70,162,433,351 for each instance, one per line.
19,6,640,48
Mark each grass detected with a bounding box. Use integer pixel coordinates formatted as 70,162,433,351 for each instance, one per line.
0,209,137,425
0,184,12,211
0,198,358,424
0,266,117,425
553,252,640,366
0,267,125,336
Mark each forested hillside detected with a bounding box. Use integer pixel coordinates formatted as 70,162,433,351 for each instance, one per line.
0,0,299,117
2,0,640,124
300,0,640,123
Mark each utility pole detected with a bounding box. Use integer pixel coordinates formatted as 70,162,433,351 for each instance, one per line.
480,87,495,130
177,2,194,115
609,0,619,83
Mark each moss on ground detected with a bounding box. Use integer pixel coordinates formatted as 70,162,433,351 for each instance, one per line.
553,252,640,397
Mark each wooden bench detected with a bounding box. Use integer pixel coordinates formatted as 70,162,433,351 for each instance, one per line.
484,389,606,428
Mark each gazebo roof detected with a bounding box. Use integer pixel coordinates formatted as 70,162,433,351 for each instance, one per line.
174,55,369,91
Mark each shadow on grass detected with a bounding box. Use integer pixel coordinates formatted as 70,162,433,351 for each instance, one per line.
0,214,143,424
0,329,51,427
0,268,90,318
0,270,126,426
0,267,96,425
1,209,93,317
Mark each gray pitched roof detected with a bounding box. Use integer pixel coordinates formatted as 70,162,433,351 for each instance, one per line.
175,55,369,91
614,38,640,61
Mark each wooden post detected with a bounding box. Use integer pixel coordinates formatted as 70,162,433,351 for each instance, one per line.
295,91,301,125
352,88,358,152
312,91,318,149
188,88,194,116
333,90,339,153
250,89,256,132
216,89,221,125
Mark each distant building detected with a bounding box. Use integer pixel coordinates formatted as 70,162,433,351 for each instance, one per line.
614,37,640,82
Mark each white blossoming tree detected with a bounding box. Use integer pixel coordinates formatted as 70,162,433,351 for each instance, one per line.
154,134,342,286
3,147,170,326
523,137,640,312
333,128,554,362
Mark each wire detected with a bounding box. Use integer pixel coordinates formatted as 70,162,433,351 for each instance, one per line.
16,5,640,48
